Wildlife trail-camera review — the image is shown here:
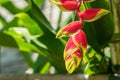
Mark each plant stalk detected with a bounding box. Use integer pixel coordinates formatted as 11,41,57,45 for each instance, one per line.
110,0,120,73
0,47,2,74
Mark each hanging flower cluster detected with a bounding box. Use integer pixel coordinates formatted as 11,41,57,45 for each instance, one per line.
49,0,109,73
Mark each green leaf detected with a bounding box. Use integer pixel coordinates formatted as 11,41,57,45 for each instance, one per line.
4,17,19,30
88,49,96,58
27,2,65,57
33,55,50,74
26,2,67,73
2,1,30,14
109,74,120,80
84,63,95,74
84,56,108,75
40,62,51,74
0,0,9,5
83,0,114,54
13,37,40,52
0,32,18,48
33,0,45,7
2,1,23,14
89,0,114,46
3,30,40,53
21,51,34,68
83,22,102,54
83,55,89,64
17,13,43,36
95,53,102,62
27,1,55,34
0,16,7,29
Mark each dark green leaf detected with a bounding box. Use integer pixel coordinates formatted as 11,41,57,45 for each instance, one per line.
83,22,102,54
2,1,23,14
83,0,114,54
21,51,34,68
110,33,120,43
26,2,67,73
109,74,120,80
89,0,114,46
33,55,50,74
0,32,18,48
4,17,19,29
27,1,55,34
2,1,30,14
0,16,7,29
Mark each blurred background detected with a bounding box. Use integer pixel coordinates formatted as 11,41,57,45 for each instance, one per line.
0,0,72,74
0,0,120,77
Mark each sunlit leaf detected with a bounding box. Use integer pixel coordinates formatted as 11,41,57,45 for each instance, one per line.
33,55,50,74
84,63,95,74
95,53,102,62
0,0,9,5
17,13,43,36
33,0,45,7
3,30,40,53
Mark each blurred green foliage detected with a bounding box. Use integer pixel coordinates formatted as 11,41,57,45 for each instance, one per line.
0,0,120,76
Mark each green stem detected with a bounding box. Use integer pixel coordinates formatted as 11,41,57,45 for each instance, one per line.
72,11,76,21
110,0,120,73
20,51,34,68
109,0,114,14
0,47,1,73
83,2,88,9
57,10,62,26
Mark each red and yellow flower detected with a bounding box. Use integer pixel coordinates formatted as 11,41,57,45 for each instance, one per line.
50,0,110,73
64,30,87,73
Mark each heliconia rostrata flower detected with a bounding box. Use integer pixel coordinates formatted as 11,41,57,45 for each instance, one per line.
49,0,110,73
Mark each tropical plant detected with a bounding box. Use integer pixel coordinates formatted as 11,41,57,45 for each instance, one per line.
0,0,120,78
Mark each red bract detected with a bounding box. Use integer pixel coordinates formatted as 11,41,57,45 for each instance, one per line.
64,30,87,60
79,8,109,22
56,21,82,38
64,37,78,60
59,0,75,3
61,1,78,11
72,30,87,55
49,0,78,11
